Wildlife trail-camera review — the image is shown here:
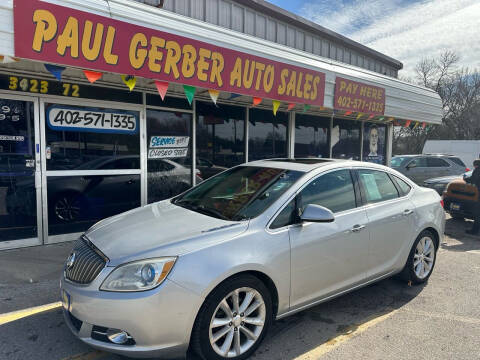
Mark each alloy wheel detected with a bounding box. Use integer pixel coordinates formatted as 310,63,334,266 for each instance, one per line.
413,236,435,279
209,287,266,358
55,196,81,222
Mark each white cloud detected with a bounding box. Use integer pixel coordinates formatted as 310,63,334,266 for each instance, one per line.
300,0,480,77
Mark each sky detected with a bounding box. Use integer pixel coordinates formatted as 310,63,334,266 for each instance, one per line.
268,0,480,78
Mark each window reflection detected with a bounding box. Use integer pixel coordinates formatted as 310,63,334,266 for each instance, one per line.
146,110,194,203
44,104,140,170
196,102,245,178
47,175,141,236
332,118,361,160
295,114,330,158
248,108,288,161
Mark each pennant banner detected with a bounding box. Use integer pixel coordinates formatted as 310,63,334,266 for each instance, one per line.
83,70,103,84
253,97,262,106
287,103,296,111
121,75,136,91
404,120,411,128
183,85,196,105
344,111,352,116
273,100,281,116
155,80,169,101
208,89,220,105
356,113,364,120
303,104,311,113
422,122,427,129
44,64,65,81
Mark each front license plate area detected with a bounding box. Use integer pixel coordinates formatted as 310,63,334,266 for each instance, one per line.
62,290,71,312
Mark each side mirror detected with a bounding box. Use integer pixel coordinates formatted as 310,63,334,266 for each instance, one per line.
300,204,335,223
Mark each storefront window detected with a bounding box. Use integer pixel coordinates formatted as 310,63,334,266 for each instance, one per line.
332,118,361,160
363,123,387,164
0,99,37,241
47,175,141,236
44,104,140,170
295,114,330,158
196,102,245,179
146,110,193,203
248,108,288,161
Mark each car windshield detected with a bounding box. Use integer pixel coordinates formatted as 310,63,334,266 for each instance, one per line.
391,156,411,168
172,166,304,221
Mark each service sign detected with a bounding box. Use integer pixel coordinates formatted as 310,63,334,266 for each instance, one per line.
47,105,138,134
14,0,326,106
334,77,385,115
149,136,190,148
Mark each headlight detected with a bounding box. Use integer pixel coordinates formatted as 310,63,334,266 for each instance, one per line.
100,257,176,292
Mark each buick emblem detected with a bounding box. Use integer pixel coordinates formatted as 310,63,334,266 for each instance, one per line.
66,252,76,270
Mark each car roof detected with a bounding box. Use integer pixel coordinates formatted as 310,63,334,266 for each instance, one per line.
246,158,390,173
393,154,457,158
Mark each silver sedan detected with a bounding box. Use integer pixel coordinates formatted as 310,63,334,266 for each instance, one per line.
60,159,445,359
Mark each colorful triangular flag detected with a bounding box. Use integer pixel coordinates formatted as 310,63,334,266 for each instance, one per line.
378,117,385,121
344,111,352,116
83,70,103,84
287,103,296,111
121,75,136,91
303,104,311,113
356,113,364,120
253,97,262,106
367,114,375,120
1,56,20,64
413,122,420,129
422,122,427,129
404,120,411,128
183,85,196,105
155,80,169,101
208,89,220,105
273,100,281,116
45,64,66,81
229,93,242,100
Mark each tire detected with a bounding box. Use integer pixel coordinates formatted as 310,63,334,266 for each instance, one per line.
51,192,83,223
399,230,437,284
191,274,273,360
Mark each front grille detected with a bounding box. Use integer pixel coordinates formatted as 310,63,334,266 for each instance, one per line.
65,237,108,285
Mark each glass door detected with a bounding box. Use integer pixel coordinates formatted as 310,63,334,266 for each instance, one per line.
40,98,144,244
0,94,41,249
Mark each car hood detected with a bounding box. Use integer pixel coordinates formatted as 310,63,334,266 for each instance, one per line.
85,200,248,266
425,175,462,184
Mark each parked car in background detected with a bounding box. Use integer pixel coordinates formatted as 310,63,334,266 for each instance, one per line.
423,170,472,195
391,154,469,185
443,172,479,220
423,140,480,169
60,159,444,360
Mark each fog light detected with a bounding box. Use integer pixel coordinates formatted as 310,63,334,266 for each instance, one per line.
106,328,130,344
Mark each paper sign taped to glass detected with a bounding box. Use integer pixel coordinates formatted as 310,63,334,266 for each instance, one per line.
148,148,189,159
150,136,190,148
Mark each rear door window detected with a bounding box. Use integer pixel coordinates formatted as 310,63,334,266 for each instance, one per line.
449,157,466,167
357,169,399,204
427,158,450,167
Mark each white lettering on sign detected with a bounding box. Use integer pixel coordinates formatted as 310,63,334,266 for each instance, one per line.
47,107,138,134
0,135,25,141
149,136,190,148
148,148,189,159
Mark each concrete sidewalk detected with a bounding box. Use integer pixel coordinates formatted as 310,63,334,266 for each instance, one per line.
0,242,74,314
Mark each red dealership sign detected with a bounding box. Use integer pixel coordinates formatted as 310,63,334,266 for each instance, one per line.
334,77,385,115
14,0,326,106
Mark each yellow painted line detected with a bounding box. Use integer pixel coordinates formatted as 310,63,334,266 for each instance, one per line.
61,350,108,360
0,301,62,326
294,309,399,359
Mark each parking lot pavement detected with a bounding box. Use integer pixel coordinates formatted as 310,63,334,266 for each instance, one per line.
1,217,480,360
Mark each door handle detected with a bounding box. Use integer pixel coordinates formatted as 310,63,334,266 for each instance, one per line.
403,209,414,216
351,224,366,232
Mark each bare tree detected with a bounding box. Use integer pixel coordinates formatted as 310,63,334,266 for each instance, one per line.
394,50,480,154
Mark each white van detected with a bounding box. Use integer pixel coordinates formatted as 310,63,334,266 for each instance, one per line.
423,140,480,168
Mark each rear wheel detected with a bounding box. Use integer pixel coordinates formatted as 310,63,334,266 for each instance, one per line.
192,275,272,360
400,230,437,284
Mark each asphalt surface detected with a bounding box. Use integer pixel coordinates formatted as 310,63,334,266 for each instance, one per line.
1,217,480,360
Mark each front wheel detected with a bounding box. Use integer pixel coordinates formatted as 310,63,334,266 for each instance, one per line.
400,230,437,284
191,275,272,360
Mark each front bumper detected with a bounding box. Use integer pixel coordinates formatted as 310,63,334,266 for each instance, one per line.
60,270,204,359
